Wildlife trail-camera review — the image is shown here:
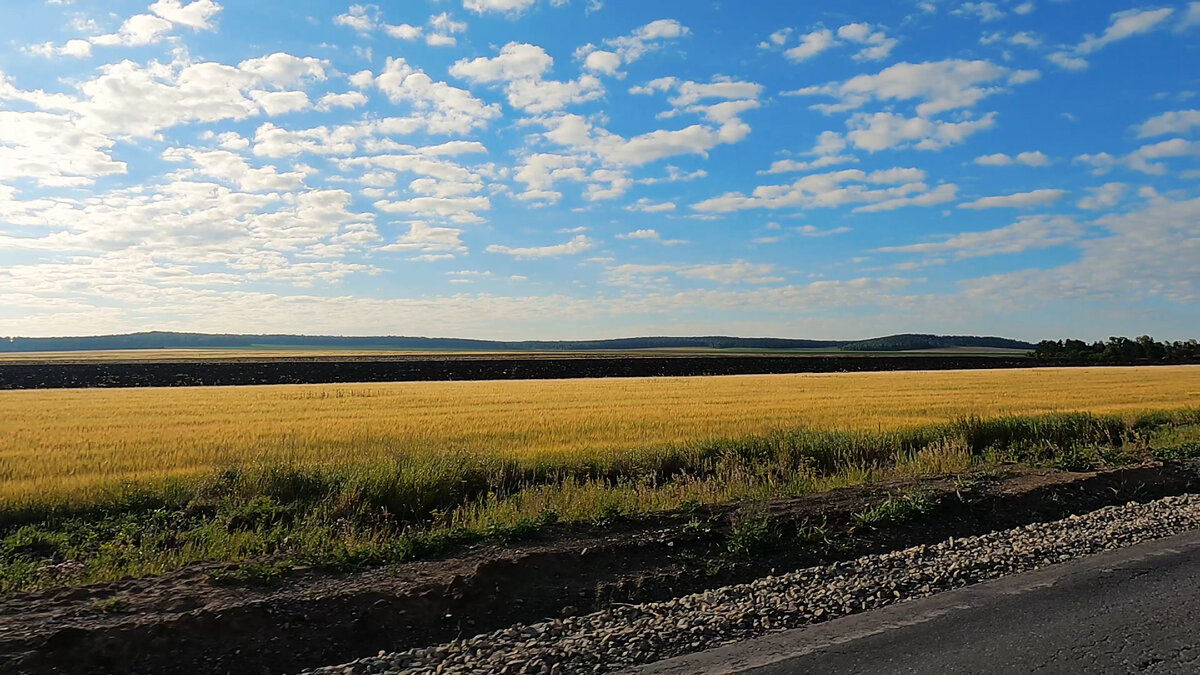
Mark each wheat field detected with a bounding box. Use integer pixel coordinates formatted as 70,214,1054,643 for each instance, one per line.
2,366,1198,503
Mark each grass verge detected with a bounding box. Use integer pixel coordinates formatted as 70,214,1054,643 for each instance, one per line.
2,409,1198,592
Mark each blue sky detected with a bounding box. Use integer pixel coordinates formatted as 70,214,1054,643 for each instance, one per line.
1,0,1198,340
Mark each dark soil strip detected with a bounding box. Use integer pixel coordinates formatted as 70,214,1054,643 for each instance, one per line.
1,462,1196,675
0,355,1151,389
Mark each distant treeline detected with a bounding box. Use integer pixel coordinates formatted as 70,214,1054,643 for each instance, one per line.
1034,336,1200,363
0,331,1035,353
839,334,1034,352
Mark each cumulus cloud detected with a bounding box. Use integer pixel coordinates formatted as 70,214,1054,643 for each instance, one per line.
148,0,223,30
958,188,1066,209
575,19,689,77
462,0,563,16
379,222,467,258
1050,8,1175,70
1076,138,1200,175
973,151,1051,166
1135,109,1200,138
624,199,677,213
372,57,502,132
486,234,595,258
615,227,686,244
678,260,784,285
335,6,466,47
784,29,836,62
1076,182,1127,210
841,112,996,152
766,22,897,63
452,42,603,113
692,167,957,213
788,59,1038,117
952,2,1004,22
27,39,93,59
878,215,1081,258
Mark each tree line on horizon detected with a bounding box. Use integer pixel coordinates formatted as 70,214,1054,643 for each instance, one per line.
1034,336,1200,363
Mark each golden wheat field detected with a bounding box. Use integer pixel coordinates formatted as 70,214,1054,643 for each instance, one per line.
2,366,1199,502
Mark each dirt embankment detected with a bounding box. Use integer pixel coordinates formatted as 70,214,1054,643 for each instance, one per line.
1,462,1197,675
0,355,1124,389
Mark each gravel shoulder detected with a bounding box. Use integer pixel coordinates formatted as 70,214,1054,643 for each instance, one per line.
640,528,1200,674
311,492,1200,675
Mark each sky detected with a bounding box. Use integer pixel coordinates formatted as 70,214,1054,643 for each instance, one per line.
1,0,1198,341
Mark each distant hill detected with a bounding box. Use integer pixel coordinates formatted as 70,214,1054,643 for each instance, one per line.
0,331,1034,353
839,334,1035,352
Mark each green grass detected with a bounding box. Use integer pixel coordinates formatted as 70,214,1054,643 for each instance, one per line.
1,409,1198,593
852,490,937,529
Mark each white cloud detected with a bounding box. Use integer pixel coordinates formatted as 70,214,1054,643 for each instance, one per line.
379,221,467,257
1076,138,1200,175
772,23,897,63
373,57,502,133
453,42,553,81
1050,8,1175,70
760,155,857,174
162,146,308,192
1135,109,1200,138
784,29,836,62
486,234,594,258
148,0,223,30
1077,8,1174,54
980,30,1042,48
692,167,957,213
604,19,688,62
952,2,1004,22
573,19,688,79
836,23,898,61
334,4,379,32
795,225,852,237
452,42,603,113
316,91,368,111
1076,182,1127,210
0,53,332,140
424,12,467,47
462,0,540,15
677,260,784,285
853,183,959,213
336,7,466,46
637,166,707,185
789,59,1037,117
961,196,1200,307
28,39,93,58
972,150,1050,166
624,199,676,213
759,28,791,48
615,227,686,244
539,102,755,168
878,215,1081,258
582,50,621,76
843,111,996,152
1182,2,1200,29
385,23,422,40
958,188,1066,209
0,110,126,187
90,14,174,47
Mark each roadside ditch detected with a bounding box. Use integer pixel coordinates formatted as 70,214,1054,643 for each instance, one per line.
2,460,1198,674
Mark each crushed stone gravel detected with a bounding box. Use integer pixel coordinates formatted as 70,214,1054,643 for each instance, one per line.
304,494,1200,675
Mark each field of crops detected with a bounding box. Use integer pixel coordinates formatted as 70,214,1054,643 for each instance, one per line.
3,366,1198,504
2,365,1199,589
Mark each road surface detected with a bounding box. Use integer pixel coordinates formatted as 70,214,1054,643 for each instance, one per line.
636,528,1200,674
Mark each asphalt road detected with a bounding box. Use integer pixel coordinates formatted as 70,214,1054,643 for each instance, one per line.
636,528,1200,674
